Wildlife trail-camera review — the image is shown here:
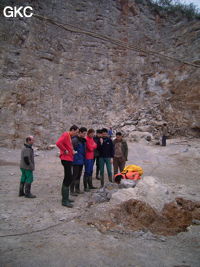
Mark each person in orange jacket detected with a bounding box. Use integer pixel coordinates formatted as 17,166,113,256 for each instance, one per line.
56,125,79,207
114,171,141,184
84,128,97,191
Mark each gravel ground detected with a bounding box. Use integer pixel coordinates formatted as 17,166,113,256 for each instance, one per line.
0,138,200,267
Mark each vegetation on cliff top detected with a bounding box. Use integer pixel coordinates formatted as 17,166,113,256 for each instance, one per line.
137,0,200,19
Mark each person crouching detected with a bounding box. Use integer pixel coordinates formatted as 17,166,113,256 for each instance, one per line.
114,171,141,184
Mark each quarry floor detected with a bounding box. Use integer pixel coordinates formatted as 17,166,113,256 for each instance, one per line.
0,138,200,267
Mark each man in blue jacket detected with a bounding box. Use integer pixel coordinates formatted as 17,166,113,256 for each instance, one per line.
97,128,114,187
70,127,87,195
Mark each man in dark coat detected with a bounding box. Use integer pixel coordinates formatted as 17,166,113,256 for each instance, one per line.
113,132,128,175
93,129,102,180
70,127,87,195
161,123,168,146
19,136,36,198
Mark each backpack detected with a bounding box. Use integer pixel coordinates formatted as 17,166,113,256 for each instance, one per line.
121,165,143,176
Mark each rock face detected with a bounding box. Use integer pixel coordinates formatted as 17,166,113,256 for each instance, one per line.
0,0,200,147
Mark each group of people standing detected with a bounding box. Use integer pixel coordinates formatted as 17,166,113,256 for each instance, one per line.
56,125,128,207
18,125,128,207
18,123,169,206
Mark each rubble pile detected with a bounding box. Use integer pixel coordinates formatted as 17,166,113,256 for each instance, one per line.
86,177,200,236
88,198,200,236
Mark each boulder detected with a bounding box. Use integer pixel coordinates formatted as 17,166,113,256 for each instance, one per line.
129,131,153,142
110,176,174,211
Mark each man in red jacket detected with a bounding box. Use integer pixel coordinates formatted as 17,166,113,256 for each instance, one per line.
56,125,79,207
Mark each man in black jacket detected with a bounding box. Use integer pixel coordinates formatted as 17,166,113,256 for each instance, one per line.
97,128,114,187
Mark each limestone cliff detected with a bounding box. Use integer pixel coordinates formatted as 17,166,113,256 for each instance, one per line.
0,0,200,147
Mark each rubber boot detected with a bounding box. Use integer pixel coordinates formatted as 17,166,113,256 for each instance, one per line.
75,183,84,194
83,175,90,192
25,183,36,198
70,191,78,196
88,176,97,189
68,187,75,203
100,176,104,188
61,184,73,207
19,182,25,197
70,181,78,196
108,176,113,183
96,166,100,180
75,189,84,194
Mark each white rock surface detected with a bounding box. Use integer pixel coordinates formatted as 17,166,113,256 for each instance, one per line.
111,176,174,211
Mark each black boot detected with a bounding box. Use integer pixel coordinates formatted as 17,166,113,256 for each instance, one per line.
100,176,104,188
70,181,78,196
75,184,84,194
96,166,100,180
108,176,113,183
19,182,25,197
75,189,84,194
88,176,97,189
68,187,75,202
61,184,73,207
83,175,90,192
71,192,78,196
25,183,36,198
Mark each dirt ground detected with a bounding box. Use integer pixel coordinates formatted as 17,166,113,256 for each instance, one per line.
0,138,200,267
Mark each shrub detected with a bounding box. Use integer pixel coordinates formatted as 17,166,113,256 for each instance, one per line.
149,0,200,19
